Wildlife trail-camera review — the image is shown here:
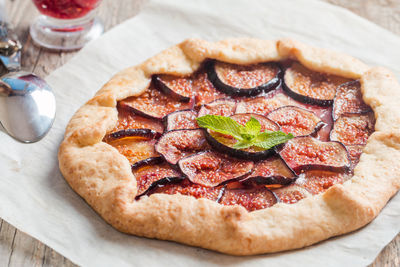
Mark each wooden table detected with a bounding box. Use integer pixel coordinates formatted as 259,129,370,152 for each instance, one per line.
1,0,399,265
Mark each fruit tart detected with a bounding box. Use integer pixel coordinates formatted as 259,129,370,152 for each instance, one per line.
59,38,400,255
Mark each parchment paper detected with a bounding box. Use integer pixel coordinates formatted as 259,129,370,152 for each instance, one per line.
1,0,399,266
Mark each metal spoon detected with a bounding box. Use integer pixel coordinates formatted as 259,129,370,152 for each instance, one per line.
0,18,56,143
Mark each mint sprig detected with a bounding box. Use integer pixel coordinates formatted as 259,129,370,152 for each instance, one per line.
196,114,293,150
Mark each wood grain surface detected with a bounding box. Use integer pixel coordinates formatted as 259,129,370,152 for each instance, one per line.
1,0,399,266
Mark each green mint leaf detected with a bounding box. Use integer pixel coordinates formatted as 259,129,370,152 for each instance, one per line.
252,131,294,150
232,139,254,149
244,116,261,136
196,115,245,140
241,133,255,141
196,114,294,151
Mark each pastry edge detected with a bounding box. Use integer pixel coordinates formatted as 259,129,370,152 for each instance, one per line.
58,38,400,255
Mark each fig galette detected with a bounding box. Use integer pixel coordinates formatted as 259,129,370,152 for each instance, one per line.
59,38,400,255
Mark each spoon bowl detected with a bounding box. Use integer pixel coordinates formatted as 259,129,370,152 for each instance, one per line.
0,71,56,143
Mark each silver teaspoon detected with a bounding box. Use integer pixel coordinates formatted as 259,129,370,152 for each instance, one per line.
0,17,56,143
0,72,56,143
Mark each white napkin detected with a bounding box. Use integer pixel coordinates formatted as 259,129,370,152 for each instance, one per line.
1,0,399,266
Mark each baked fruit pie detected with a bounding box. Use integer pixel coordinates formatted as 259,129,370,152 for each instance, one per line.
59,38,400,255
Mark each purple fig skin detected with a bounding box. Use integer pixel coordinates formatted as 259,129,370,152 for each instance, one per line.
155,129,210,165
332,80,372,121
207,60,282,97
282,63,348,107
266,105,325,137
203,113,280,160
119,86,195,120
282,80,333,106
133,161,183,196
198,98,237,117
153,75,193,102
241,156,297,186
131,156,164,171
178,150,254,187
106,129,161,142
163,109,198,131
135,176,185,199
278,136,351,175
330,112,375,146
115,105,165,134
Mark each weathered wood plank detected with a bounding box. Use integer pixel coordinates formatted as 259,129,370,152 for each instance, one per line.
42,246,76,267
1,0,399,266
8,229,46,267
370,234,400,267
0,220,16,266
324,0,400,35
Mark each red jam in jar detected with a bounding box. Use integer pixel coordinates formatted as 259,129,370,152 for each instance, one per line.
32,0,101,19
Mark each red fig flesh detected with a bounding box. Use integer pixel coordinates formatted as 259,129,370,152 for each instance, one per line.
152,180,224,201
155,129,210,165
296,170,351,195
267,106,324,137
283,62,348,106
178,151,254,187
154,74,194,102
333,81,371,120
330,113,375,145
164,109,198,131
119,85,194,120
219,188,278,211
208,61,281,96
273,184,311,204
134,162,182,195
279,136,351,174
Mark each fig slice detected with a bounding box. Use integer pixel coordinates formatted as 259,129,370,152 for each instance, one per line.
219,188,278,211
106,137,159,166
119,85,194,120
279,136,351,174
208,61,282,96
154,74,194,102
242,156,296,186
333,81,372,120
198,98,237,117
283,62,348,106
178,151,254,187
104,129,160,142
113,106,164,134
155,129,210,165
131,156,164,170
193,72,228,106
204,113,279,160
296,170,351,195
330,113,375,145
164,109,198,131
235,91,300,116
133,162,183,196
267,106,324,137
151,179,224,201
272,184,312,204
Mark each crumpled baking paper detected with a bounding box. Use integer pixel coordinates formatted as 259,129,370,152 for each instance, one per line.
1,0,399,266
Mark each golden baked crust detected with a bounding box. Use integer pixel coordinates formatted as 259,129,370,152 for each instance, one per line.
58,38,400,255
